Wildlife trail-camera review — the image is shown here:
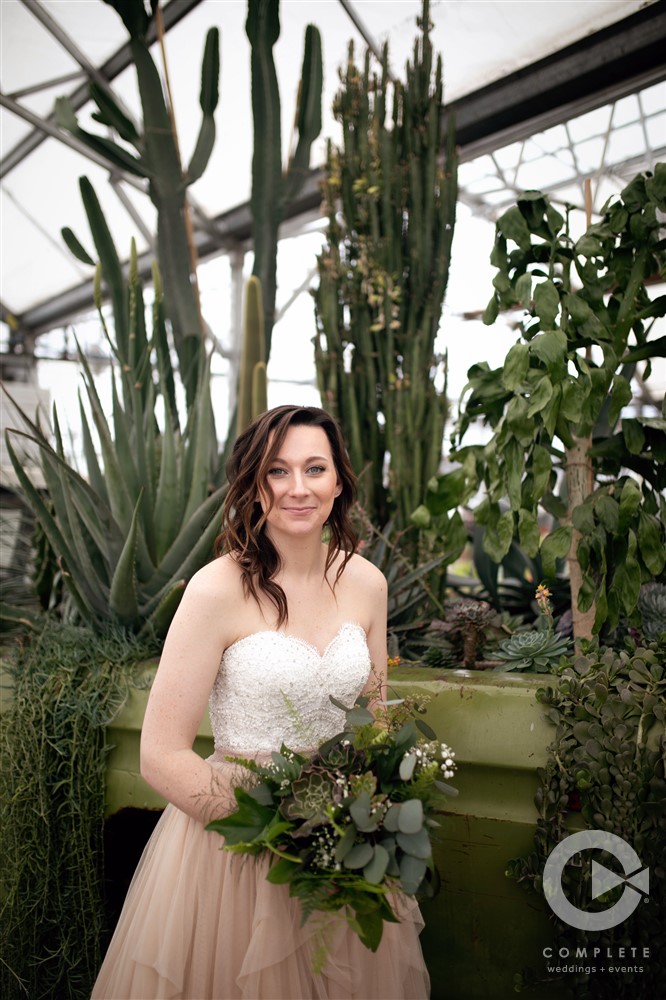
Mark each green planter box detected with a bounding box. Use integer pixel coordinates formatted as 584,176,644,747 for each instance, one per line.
390,666,567,1000
105,664,567,1000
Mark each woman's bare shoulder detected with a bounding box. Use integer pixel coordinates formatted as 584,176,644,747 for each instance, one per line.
339,551,387,592
179,554,244,613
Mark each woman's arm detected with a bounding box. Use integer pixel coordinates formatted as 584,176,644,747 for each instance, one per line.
359,560,388,707
140,559,240,825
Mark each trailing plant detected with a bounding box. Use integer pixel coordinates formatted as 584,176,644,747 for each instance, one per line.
425,167,666,641
4,244,224,639
315,0,457,531
506,640,665,997
0,495,47,632
246,0,323,355
0,621,158,1000
56,0,220,405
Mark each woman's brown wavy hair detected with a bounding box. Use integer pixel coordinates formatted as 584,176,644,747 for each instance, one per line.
215,405,358,626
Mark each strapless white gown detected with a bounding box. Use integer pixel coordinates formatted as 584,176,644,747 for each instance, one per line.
92,624,430,999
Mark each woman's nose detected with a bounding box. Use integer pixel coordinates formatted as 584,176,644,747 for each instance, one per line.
289,472,308,495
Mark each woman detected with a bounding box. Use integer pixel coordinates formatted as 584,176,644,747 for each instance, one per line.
92,405,430,999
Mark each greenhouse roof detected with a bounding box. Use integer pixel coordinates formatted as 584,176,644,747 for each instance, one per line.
1,0,665,342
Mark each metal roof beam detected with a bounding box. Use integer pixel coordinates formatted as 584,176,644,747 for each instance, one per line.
9,3,666,339
0,0,204,179
441,2,666,158
0,89,147,191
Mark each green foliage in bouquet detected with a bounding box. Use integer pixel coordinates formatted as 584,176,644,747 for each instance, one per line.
3,243,224,640
207,695,457,953
507,641,665,997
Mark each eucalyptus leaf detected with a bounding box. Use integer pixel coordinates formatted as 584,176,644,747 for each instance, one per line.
398,799,424,835
397,827,431,860
343,841,375,870
399,754,417,781
383,804,401,833
399,854,428,895
363,844,390,885
334,823,357,862
415,718,437,740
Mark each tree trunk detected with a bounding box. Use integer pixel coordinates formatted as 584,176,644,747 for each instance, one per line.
565,437,596,641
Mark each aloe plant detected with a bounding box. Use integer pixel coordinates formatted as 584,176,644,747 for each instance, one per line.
3,245,224,640
246,0,323,355
314,0,457,531
55,0,220,407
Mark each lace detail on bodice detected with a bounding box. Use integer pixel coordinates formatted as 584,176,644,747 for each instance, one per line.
208,622,371,754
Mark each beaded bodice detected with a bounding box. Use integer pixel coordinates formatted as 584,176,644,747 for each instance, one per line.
208,622,371,754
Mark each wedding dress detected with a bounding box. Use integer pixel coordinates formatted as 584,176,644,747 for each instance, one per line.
92,622,430,999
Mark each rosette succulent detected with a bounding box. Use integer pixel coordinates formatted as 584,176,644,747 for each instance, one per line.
281,766,341,835
637,583,666,642
495,628,572,672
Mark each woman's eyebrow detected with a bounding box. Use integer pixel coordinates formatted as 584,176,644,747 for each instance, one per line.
270,454,330,464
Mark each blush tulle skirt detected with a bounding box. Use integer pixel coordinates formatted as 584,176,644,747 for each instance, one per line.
92,758,431,1000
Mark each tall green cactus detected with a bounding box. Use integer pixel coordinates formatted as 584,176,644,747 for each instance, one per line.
314,0,457,530
4,244,224,640
246,0,323,356
237,275,268,433
55,0,220,407
63,175,177,422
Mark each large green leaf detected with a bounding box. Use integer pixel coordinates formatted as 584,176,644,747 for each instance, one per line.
109,496,142,625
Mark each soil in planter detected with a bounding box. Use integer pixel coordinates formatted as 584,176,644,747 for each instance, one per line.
103,808,163,935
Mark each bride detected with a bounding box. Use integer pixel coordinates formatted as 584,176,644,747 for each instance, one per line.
92,404,430,999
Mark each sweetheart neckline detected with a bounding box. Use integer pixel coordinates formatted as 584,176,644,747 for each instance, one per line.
224,621,367,661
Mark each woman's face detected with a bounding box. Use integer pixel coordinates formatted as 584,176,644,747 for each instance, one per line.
259,424,341,540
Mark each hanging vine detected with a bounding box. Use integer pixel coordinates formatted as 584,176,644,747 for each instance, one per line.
0,622,157,1000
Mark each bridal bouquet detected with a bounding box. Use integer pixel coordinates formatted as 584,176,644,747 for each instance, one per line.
206,694,457,951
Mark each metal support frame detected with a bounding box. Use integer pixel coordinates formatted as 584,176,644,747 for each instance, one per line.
441,2,666,158
3,2,665,343
0,0,204,179
20,0,138,127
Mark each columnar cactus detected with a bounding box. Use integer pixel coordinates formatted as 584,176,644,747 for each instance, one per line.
246,0,323,356
56,0,220,408
314,0,457,530
237,276,268,433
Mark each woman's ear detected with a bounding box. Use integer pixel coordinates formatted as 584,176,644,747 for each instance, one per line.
334,482,342,497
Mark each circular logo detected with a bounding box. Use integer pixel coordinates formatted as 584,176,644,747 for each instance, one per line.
543,830,650,931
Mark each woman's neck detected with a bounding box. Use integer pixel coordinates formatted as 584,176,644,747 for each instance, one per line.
268,531,329,583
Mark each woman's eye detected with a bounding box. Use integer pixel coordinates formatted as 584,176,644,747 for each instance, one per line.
267,468,286,477
308,465,325,474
